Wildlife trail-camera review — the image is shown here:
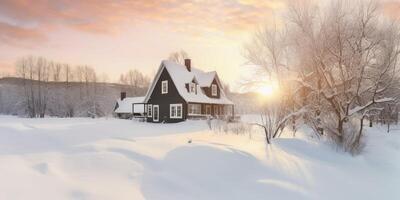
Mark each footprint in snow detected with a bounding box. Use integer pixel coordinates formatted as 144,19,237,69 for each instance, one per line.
32,162,49,175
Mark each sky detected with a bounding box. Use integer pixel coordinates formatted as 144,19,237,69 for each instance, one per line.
0,0,399,90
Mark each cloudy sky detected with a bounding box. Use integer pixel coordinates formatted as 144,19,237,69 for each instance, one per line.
0,0,398,89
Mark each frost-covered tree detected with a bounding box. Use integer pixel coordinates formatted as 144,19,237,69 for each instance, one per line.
245,0,400,152
291,0,399,153
244,18,303,143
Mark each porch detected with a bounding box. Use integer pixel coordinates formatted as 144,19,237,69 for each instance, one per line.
187,103,237,121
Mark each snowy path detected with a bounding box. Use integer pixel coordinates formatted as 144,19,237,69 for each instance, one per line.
0,116,399,200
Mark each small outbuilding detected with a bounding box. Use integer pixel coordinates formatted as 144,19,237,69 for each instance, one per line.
114,92,145,119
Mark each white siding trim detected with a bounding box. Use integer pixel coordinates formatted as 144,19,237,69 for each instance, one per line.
147,104,152,117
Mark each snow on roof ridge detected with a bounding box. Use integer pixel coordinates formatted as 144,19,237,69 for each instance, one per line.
162,61,233,105
144,60,233,105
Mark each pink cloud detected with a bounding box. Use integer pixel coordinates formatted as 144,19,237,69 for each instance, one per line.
383,1,400,19
0,0,286,45
0,61,15,75
0,21,46,47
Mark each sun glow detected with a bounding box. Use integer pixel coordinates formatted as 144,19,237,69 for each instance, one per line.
258,85,275,96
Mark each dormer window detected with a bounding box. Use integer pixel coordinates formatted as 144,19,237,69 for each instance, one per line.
211,84,217,96
162,80,168,94
189,83,196,94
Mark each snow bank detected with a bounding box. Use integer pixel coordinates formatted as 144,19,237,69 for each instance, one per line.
0,116,399,199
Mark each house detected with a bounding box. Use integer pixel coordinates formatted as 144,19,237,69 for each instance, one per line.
114,59,235,123
114,92,146,119
142,59,234,123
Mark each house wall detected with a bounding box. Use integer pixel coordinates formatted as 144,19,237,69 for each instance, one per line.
147,67,187,123
195,104,226,116
202,78,221,98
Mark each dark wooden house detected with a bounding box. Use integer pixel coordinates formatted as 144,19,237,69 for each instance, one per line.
141,59,234,123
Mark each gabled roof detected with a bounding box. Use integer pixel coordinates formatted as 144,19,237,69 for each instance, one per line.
197,71,217,87
144,60,233,105
114,97,145,113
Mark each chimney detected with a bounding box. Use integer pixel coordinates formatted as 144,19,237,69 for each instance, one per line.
120,92,126,100
184,59,191,72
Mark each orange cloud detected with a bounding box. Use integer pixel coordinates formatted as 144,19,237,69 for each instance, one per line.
0,22,46,47
383,1,400,19
0,0,286,45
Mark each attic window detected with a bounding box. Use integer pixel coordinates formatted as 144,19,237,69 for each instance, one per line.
162,80,168,94
211,84,217,96
189,83,196,94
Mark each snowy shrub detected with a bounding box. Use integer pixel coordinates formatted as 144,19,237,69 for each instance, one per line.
210,119,253,135
320,113,366,154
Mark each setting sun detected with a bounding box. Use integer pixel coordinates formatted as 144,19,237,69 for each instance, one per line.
257,84,275,96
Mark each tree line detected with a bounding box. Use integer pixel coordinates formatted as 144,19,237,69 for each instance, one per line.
11,56,150,118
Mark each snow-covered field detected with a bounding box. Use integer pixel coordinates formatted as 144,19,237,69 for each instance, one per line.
0,116,399,200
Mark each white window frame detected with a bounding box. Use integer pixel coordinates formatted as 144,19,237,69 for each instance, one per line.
147,104,152,117
211,84,217,96
170,104,183,119
188,104,201,115
189,83,196,93
162,80,168,94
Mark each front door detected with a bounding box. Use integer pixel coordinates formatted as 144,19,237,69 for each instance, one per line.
153,105,159,122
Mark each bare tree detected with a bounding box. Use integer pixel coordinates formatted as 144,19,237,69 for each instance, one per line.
63,63,75,117
244,18,303,143
51,62,62,82
125,69,150,95
15,57,33,117
15,56,51,117
168,50,189,65
75,66,85,99
245,0,400,153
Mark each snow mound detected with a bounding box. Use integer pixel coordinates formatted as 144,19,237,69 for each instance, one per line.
0,116,399,199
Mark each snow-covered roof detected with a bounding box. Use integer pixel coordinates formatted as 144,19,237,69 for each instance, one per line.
114,97,145,113
144,60,233,105
197,71,217,87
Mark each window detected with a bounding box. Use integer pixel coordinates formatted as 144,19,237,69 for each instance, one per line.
188,104,201,115
147,104,152,117
211,84,217,96
206,105,211,115
170,104,183,119
162,80,168,94
214,105,218,115
189,83,196,93
177,106,182,118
